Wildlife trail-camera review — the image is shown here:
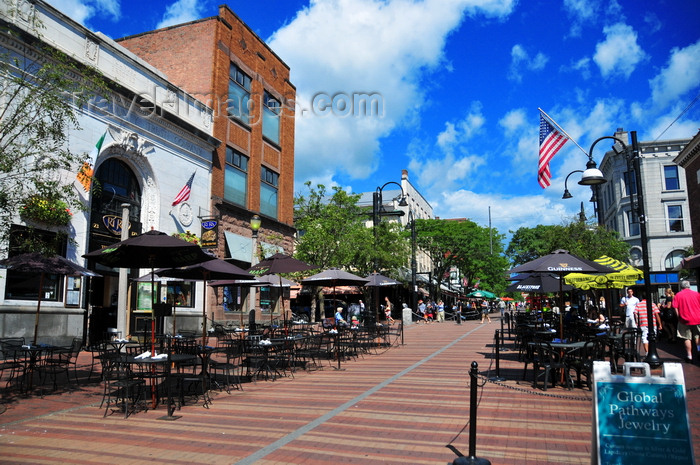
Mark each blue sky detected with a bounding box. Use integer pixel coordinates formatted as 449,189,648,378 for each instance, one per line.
47,0,700,238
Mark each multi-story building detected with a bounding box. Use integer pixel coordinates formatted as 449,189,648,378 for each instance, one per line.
0,1,219,344
674,130,700,283
118,5,297,324
597,128,693,295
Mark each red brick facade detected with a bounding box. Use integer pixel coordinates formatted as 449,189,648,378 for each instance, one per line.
118,5,296,254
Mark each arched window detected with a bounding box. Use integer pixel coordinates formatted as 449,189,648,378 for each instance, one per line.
91,158,141,222
665,250,685,270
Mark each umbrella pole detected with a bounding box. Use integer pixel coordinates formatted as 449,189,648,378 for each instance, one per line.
202,278,208,346
32,273,45,346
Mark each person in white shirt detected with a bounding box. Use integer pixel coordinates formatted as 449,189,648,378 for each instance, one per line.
619,288,639,328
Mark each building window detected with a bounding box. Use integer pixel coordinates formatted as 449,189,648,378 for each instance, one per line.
663,165,680,190
626,210,639,237
667,205,684,232
225,147,248,207
665,250,685,270
262,91,280,144
4,226,66,301
623,171,637,196
228,64,251,124
260,166,278,219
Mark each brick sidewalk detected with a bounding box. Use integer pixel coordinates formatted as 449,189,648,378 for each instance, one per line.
1,319,698,464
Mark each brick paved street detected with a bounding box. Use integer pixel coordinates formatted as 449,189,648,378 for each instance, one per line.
1,318,698,464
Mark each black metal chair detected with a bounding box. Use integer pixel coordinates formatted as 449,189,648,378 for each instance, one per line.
102,359,148,418
209,339,244,393
40,338,82,390
613,329,641,371
532,341,573,391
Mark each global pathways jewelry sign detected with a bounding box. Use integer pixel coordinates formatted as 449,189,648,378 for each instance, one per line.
592,361,694,465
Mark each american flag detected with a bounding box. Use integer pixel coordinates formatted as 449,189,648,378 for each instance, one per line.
172,172,195,206
538,112,569,188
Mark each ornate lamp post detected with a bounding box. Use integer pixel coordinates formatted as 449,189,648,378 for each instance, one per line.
249,214,261,314
569,132,660,367
372,181,408,269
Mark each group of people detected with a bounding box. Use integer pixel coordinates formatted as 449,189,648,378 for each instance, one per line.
619,281,700,362
415,299,447,323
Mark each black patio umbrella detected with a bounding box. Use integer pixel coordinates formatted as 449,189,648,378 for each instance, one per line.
302,268,369,320
157,259,252,343
83,230,215,350
248,253,317,326
364,272,400,323
504,273,574,294
364,272,400,287
0,253,101,345
509,249,615,339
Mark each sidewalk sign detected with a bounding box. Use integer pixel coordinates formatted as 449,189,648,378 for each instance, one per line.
592,361,695,465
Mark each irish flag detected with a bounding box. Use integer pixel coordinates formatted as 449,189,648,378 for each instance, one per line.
76,131,106,192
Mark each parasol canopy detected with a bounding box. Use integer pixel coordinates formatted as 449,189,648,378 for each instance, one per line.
364,272,401,287
564,255,643,290
0,253,101,345
466,289,497,299
505,273,573,293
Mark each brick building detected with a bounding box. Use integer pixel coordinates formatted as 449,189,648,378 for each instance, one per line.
118,5,297,323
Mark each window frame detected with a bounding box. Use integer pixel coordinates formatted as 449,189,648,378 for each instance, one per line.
663,165,680,191
262,91,281,144
667,204,684,232
224,146,249,207
228,63,252,124
260,166,279,219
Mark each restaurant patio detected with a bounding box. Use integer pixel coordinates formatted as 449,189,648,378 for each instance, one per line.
1,317,698,464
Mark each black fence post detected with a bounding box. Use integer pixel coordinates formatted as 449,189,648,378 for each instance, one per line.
451,362,491,465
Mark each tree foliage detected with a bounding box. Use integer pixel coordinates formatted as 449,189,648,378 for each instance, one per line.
506,219,630,266
293,182,409,276
0,21,107,252
413,218,509,298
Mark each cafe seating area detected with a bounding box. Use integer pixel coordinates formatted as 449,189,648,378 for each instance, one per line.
510,310,645,391
0,318,403,419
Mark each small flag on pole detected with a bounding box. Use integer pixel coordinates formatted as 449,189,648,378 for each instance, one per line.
538,112,569,188
76,131,106,192
172,172,195,206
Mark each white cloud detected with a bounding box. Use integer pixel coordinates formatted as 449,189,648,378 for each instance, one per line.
509,44,548,82
436,189,574,236
593,23,646,79
268,0,516,187
499,108,526,135
45,0,120,24
649,40,700,110
156,0,207,29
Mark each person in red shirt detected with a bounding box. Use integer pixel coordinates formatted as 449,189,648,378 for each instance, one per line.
634,298,662,355
674,280,700,363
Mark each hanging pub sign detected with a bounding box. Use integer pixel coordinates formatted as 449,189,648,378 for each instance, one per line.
592,361,694,465
200,218,218,248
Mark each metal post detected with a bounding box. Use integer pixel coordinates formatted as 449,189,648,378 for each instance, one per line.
631,131,660,367
490,331,505,382
451,362,491,465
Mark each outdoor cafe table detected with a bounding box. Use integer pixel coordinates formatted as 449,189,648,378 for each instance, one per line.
122,353,197,409
17,344,58,393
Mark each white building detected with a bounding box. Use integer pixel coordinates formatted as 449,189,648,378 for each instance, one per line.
597,128,692,295
0,0,218,345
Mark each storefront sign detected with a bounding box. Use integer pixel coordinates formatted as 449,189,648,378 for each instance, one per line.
200,218,218,248
593,361,694,465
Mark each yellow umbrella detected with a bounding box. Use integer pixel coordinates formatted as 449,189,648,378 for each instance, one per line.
564,255,643,290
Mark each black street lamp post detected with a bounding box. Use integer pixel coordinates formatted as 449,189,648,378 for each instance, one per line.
372,181,408,270
567,131,660,367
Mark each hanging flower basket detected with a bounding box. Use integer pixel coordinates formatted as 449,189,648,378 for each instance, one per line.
172,231,200,246
20,195,73,227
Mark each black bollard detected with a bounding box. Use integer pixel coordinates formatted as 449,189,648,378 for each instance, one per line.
451,362,491,465
489,330,505,382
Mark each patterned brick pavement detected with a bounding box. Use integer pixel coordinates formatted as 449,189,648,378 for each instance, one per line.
1,318,698,464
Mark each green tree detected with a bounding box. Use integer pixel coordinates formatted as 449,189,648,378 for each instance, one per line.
294,182,408,276
0,19,106,252
506,219,630,266
413,218,509,299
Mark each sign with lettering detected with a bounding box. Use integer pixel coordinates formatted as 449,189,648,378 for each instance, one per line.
200,218,218,248
593,361,694,465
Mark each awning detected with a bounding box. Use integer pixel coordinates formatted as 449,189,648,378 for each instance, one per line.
224,231,284,263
